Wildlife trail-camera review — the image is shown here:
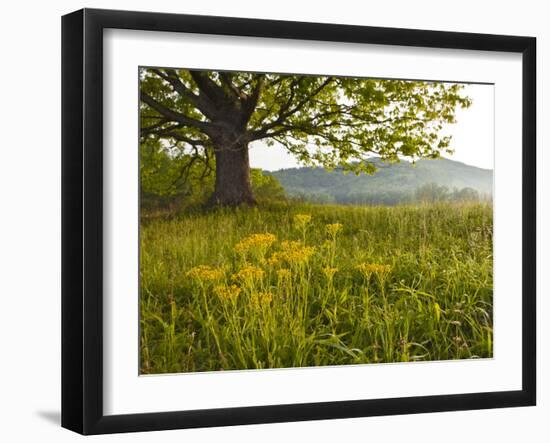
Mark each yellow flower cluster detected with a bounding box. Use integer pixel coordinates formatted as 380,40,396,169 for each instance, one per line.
265,253,281,266
232,265,265,284
270,241,315,267
234,233,277,255
277,268,291,280
355,263,392,277
322,266,338,279
251,291,273,308
294,213,312,228
325,223,343,238
214,284,241,302
186,265,224,282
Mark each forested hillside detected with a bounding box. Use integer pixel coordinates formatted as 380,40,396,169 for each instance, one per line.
268,157,492,205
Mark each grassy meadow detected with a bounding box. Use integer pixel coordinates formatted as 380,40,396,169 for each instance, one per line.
139,201,493,374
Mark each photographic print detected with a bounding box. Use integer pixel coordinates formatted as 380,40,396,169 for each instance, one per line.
139,67,494,375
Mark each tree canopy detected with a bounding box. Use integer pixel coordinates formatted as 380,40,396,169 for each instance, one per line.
139,67,471,205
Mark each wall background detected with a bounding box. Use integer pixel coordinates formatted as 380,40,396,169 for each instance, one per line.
0,1,546,441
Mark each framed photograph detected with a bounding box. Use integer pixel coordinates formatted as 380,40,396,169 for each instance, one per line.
61,8,536,435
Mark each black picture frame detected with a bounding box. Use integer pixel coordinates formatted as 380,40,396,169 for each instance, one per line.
61,8,536,435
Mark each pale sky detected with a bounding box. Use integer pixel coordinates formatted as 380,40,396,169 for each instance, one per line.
249,83,494,171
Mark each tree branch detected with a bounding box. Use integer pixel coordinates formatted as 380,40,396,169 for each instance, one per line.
249,76,334,140
150,68,220,121
189,71,230,105
219,72,246,100
140,91,212,132
155,130,210,148
240,75,264,128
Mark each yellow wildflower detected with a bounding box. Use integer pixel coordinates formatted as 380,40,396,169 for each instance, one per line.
251,291,273,308
322,266,338,280
186,265,224,282
232,265,265,284
325,223,343,238
271,241,315,267
294,214,312,228
355,263,391,278
266,255,281,267
294,214,312,242
214,284,241,302
277,268,291,281
234,233,277,256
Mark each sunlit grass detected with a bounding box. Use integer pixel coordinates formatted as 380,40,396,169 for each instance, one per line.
139,201,493,374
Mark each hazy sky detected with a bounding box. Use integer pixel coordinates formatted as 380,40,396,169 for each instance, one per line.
249,83,494,171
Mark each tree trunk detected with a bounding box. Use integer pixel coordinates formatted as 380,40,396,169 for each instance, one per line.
209,142,256,206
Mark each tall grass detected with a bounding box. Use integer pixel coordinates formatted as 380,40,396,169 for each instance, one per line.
140,201,493,374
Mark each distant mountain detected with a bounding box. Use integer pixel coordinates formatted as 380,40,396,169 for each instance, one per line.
266,158,493,205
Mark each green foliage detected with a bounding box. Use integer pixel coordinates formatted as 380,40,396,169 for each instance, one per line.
140,67,471,183
452,187,481,202
140,202,493,373
414,183,450,203
140,137,215,210
140,139,286,210
250,169,287,202
140,138,209,197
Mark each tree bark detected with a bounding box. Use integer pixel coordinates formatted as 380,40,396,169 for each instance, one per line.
208,142,256,206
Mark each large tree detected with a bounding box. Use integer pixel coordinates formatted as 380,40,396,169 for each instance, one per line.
140,68,470,206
